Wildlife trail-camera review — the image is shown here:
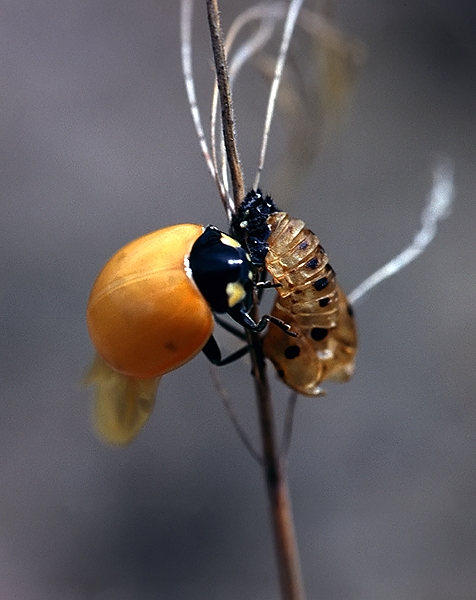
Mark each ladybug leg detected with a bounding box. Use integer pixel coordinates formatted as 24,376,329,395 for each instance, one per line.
262,314,297,337
214,315,247,340
201,334,250,366
227,304,265,331
202,334,222,364
227,305,297,337
254,279,281,303
254,281,281,290
215,345,251,366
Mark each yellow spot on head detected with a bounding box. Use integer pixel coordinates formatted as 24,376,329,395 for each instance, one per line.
220,234,241,248
226,281,246,307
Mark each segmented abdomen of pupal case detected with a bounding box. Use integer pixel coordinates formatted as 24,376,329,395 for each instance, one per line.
264,212,340,327
262,211,357,396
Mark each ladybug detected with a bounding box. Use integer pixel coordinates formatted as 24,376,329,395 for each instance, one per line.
86,222,287,444
232,190,357,396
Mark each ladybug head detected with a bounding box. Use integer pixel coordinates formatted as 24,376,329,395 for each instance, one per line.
189,226,254,314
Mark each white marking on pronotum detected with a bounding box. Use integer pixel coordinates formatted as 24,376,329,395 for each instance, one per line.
349,159,455,306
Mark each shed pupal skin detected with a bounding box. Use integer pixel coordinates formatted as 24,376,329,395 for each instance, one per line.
232,189,357,396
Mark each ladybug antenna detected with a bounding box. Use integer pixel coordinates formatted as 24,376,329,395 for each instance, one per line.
253,0,304,191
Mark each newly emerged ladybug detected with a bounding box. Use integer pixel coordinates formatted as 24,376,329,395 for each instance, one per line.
86,222,285,444
86,2,358,444
232,190,357,396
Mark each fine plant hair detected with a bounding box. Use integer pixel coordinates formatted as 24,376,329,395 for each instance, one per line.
180,2,454,599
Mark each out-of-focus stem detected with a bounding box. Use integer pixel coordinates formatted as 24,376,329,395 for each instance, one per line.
248,331,306,600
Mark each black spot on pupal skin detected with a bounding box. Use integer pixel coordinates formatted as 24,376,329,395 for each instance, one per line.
326,263,335,276
305,257,318,270
277,369,285,378
311,327,328,341
347,303,354,317
313,277,329,291
299,240,309,250
319,297,330,308
284,345,300,359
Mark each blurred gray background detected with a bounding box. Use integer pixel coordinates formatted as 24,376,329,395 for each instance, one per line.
1,1,475,598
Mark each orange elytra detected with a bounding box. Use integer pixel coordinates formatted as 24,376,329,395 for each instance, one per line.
86,222,284,444
87,224,214,380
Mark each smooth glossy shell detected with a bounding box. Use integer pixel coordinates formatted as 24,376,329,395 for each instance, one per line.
262,212,357,396
87,224,213,379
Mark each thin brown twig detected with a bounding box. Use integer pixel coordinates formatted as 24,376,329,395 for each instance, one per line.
247,331,306,600
206,0,245,211
206,2,306,598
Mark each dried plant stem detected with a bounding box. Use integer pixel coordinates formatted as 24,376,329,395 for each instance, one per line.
206,0,244,210
205,2,306,597
248,332,306,600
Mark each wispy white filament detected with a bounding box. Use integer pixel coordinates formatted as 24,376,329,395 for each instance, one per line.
180,0,230,209
181,0,305,214
212,4,284,204
254,0,305,190
349,159,455,306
